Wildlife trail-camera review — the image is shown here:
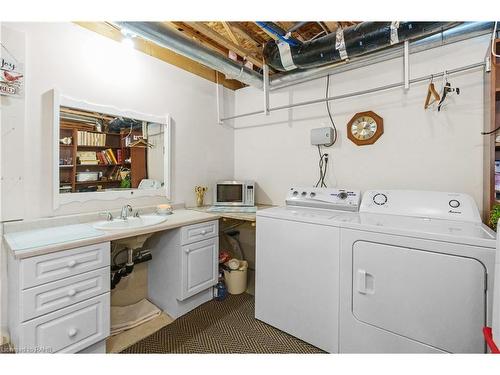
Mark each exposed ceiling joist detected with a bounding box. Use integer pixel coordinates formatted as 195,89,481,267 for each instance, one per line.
228,22,262,47
185,22,263,68
221,22,239,45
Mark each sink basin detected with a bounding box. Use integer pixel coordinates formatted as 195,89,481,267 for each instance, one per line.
93,214,168,231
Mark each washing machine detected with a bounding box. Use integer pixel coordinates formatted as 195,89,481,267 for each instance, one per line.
339,190,496,353
255,187,361,353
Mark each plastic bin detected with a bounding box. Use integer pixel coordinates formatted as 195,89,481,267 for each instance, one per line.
223,268,248,295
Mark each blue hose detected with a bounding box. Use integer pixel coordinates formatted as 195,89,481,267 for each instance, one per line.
256,22,300,47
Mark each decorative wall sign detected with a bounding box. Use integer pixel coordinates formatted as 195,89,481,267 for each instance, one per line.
0,43,24,97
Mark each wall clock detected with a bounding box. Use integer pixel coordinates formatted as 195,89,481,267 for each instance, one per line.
347,111,384,146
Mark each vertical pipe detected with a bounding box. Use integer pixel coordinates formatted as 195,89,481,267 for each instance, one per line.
215,73,224,125
263,64,270,115
404,40,410,90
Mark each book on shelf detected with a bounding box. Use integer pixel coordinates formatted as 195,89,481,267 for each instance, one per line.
77,131,107,147
105,148,118,164
95,149,119,165
77,151,98,165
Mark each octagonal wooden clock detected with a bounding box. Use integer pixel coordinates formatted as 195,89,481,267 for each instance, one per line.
347,111,384,146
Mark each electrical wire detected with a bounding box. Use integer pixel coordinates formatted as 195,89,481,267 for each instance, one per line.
315,145,328,188
313,74,336,188
325,74,338,146
482,125,500,135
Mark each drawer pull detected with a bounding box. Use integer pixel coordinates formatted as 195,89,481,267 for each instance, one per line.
67,289,77,297
67,260,77,268
184,248,191,254
200,230,207,235
67,328,78,338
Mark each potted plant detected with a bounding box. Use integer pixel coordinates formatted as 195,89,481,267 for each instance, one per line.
489,204,500,230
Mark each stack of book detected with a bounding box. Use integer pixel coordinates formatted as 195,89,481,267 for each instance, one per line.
96,148,119,165
77,131,106,146
77,151,98,165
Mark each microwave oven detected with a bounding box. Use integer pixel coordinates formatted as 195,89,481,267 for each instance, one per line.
213,180,255,206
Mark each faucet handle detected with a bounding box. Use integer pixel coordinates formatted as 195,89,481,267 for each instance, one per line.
99,211,113,221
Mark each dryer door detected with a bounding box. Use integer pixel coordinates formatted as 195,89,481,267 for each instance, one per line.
352,241,486,353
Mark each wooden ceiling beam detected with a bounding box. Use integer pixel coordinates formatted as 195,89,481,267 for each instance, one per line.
221,22,240,45
227,22,262,47
231,22,268,45
185,22,263,68
164,21,229,56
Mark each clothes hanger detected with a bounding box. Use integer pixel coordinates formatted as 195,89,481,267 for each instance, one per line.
437,70,460,112
424,75,441,109
129,137,153,148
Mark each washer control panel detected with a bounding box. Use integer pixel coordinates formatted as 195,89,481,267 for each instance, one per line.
360,190,481,223
286,187,361,212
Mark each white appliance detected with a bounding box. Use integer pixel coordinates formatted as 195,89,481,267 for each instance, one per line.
255,187,361,352
492,221,500,350
213,180,255,206
339,190,496,353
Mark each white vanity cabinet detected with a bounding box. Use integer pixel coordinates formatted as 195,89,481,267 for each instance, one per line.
8,242,111,353
149,220,219,318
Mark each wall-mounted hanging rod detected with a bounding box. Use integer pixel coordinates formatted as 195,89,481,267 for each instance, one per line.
221,61,485,123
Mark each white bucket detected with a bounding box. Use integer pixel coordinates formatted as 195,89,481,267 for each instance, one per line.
224,268,248,295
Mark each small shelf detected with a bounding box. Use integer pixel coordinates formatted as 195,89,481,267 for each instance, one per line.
59,165,74,168
75,180,121,185
59,144,74,148
77,164,122,167
76,145,120,149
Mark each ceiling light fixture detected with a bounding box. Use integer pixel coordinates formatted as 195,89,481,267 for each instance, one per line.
120,28,137,48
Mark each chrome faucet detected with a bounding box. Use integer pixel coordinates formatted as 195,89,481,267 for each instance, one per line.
99,211,113,221
120,205,133,220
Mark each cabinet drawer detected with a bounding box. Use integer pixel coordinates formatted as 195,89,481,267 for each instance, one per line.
179,237,218,301
20,293,110,354
181,220,218,245
20,242,110,289
21,267,110,322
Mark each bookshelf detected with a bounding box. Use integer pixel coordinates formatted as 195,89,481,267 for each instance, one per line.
58,107,147,193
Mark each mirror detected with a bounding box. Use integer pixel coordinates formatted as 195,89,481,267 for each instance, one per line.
53,91,171,208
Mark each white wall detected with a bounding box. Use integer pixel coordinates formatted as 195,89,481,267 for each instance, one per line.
3,22,235,220
234,35,490,212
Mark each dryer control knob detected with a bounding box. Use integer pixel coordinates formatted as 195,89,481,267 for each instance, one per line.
338,192,348,200
449,199,460,208
301,191,307,196
373,193,388,206
292,191,299,196
310,192,316,198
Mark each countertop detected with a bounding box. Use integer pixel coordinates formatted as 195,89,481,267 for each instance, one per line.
188,204,274,222
4,209,220,260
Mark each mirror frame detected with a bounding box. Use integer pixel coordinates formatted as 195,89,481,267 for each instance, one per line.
52,89,172,209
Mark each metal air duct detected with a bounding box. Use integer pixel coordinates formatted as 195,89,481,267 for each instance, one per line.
263,22,461,72
269,21,494,90
115,21,264,89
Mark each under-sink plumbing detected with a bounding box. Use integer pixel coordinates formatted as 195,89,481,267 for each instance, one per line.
110,233,153,289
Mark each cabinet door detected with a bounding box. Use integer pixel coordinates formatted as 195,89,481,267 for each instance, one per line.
179,237,218,301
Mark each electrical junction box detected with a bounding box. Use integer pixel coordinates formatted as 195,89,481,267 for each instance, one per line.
311,127,334,146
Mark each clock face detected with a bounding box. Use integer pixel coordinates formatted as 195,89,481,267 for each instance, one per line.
351,116,377,140
346,111,384,146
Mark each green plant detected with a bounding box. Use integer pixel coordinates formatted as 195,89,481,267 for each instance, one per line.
489,204,500,230
120,175,131,189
